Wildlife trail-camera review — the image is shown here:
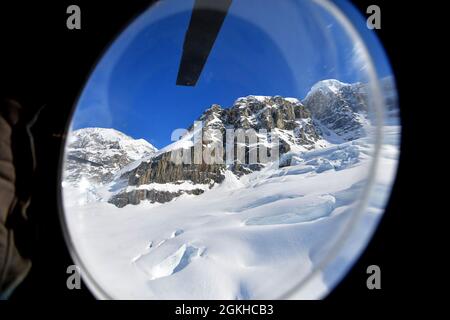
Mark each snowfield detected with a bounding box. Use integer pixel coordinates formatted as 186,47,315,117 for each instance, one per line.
62,125,399,299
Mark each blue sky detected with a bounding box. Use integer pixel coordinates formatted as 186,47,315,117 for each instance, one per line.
72,0,393,149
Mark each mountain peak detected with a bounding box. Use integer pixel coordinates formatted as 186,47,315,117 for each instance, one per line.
303,80,368,140
64,127,157,185
307,79,350,96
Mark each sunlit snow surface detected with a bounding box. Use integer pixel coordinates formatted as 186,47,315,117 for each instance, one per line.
62,125,399,299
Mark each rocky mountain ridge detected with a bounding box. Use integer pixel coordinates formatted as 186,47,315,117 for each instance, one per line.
108,79,378,207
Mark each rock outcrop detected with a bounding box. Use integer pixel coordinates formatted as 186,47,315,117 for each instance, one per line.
109,188,205,208
127,152,225,186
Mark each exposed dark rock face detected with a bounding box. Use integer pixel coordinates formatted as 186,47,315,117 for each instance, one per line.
189,96,320,144
228,162,264,177
194,96,322,170
109,188,205,208
128,151,225,186
116,96,322,202
109,149,225,207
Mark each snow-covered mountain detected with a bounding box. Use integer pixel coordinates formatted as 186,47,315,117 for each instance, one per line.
107,80,373,207
63,128,157,186
63,79,397,208
61,78,400,299
107,96,324,207
303,77,398,135
303,79,369,140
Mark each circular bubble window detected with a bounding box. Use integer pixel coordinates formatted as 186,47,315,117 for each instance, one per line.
60,0,400,299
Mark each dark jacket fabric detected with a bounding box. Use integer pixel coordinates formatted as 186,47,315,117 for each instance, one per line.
0,99,32,299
